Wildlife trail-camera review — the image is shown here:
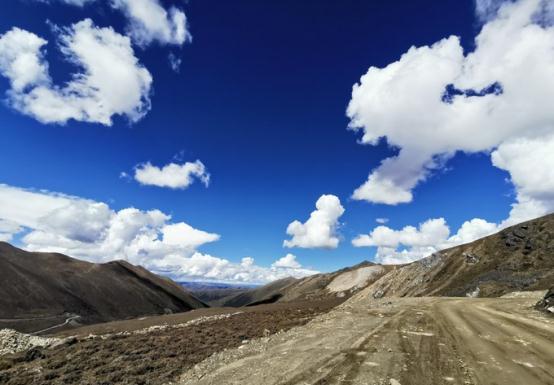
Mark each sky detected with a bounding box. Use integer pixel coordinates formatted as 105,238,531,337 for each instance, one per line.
0,0,553,283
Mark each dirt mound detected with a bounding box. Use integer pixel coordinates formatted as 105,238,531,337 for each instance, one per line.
361,213,554,299
0,242,206,333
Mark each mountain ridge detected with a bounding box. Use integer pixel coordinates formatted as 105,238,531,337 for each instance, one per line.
0,242,206,333
210,214,554,307
361,213,554,298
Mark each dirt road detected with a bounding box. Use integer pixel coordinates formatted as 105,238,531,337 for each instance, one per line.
180,295,554,385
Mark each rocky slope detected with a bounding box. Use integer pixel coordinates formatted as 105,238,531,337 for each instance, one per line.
361,213,554,299
0,242,206,333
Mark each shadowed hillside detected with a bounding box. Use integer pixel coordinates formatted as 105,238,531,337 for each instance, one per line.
0,242,206,333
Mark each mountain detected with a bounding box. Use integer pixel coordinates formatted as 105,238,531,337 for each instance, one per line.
180,281,259,305
217,262,390,307
217,214,554,307
362,213,554,298
0,242,206,333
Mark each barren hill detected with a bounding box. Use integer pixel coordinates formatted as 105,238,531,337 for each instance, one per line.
362,213,554,299
0,242,206,333
218,214,554,307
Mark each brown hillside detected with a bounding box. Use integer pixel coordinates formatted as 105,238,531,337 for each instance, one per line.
0,242,206,333
362,213,554,298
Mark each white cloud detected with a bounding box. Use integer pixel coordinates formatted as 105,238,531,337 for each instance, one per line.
0,219,22,242
375,217,389,224
0,183,317,283
272,253,301,269
32,0,190,47
0,184,218,265
168,52,182,72
162,222,220,249
0,19,152,125
133,160,210,189
491,134,554,226
353,218,450,249
347,0,554,225
475,0,554,24
444,218,499,246
0,28,49,93
353,217,499,264
475,0,513,22
111,0,190,47
283,194,345,249
155,253,318,284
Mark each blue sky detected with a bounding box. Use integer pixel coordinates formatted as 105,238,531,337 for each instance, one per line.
0,0,553,283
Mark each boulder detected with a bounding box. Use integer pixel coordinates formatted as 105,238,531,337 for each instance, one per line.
535,288,554,315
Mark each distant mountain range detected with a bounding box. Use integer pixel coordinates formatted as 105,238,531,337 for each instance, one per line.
179,281,260,305
0,242,206,333
179,281,259,291
1,213,552,334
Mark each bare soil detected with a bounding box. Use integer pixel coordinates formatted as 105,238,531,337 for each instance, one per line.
0,299,343,385
179,293,554,385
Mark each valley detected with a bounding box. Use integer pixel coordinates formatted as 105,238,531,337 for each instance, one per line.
0,214,553,385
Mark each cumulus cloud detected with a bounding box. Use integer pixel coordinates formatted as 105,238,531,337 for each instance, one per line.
0,219,22,242
155,253,318,284
353,217,499,264
162,222,219,248
491,135,554,226
475,0,514,22
271,253,301,269
111,0,190,47
347,0,554,225
0,183,316,283
375,217,389,224
133,160,210,189
0,19,152,125
34,0,190,47
475,0,554,24
0,183,218,264
283,195,345,249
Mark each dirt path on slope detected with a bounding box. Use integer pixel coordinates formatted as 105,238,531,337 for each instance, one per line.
179,296,554,385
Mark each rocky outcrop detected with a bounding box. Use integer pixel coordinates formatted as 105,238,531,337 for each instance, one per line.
0,329,60,357
535,288,554,315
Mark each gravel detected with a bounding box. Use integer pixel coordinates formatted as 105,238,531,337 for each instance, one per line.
0,329,61,356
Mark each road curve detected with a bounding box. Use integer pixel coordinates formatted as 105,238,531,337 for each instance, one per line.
179,295,554,385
